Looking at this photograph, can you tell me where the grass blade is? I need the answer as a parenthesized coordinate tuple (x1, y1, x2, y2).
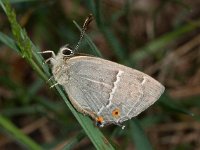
(130, 119, 153, 150)
(90, 0, 129, 65)
(63, 130, 85, 150)
(0, 32, 19, 53)
(129, 20, 200, 64)
(0, 114, 42, 150)
(158, 94, 194, 116)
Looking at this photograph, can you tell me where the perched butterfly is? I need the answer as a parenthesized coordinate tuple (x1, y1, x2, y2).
(40, 14, 165, 128)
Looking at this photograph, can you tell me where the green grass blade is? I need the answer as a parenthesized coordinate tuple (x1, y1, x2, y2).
(90, 0, 129, 64)
(129, 19, 200, 63)
(9, 0, 38, 3)
(62, 130, 85, 150)
(130, 119, 153, 150)
(0, 32, 19, 53)
(0, 114, 43, 150)
(158, 94, 194, 116)
(0, 1, 32, 59)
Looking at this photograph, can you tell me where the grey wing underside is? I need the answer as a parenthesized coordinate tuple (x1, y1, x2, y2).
(64, 60, 117, 118)
(63, 56, 165, 122)
(118, 75, 165, 123)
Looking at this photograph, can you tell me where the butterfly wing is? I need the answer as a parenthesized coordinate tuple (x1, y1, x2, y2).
(63, 56, 118, 119)
(62, 56, 165, 124)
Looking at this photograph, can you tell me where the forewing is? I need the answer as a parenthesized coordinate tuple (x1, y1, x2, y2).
(63, 57, 119, 118)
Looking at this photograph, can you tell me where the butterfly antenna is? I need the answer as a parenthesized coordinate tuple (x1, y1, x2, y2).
(74, 14, 93, 53)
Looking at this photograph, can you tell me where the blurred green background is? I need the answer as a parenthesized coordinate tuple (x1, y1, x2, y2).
(0, 0, 200, 150)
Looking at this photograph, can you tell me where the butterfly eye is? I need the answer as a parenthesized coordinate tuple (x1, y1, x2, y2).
(62, 48, 74, 56)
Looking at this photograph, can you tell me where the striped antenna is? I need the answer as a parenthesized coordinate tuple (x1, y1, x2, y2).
(74, 14, 93, 53)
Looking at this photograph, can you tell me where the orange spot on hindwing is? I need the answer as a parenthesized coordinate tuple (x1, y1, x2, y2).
(96, 116, 104, 127)
(112, 108, 120, 118)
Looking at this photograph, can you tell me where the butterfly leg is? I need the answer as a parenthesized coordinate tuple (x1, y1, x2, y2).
(38, 50, 56, 57)
(38, 50, 56, 64)
(43, 57, 56, 64)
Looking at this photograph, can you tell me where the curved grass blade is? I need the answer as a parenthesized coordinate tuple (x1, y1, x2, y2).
(0, 32, 19, 53)
(89, 0, 130, 65)
(0, 114, 42, 150)
(158, 93, 194, 116)
(129, 19, 200, 64)
(129, 119, 153, 150)
(62, 130, 85, 150)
